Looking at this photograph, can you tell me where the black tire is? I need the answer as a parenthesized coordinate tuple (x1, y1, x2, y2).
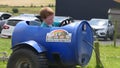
(104, 36, 107, 41)
(104, 31, 109, 41)
(109, 33, 114, 41)
(109, 35, 114, 41)
(49, 65, 75, 68)
(7, 48, 48, 68)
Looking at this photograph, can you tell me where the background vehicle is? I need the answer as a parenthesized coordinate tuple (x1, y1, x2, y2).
(1, 16, 41, 38)
(7, 20, 93, 68)
(0, 12, 12, 34)
(0, 12, 12, 20)
(20, 13, 41, 20)
(20, 14, 74, 23)
(0, 20, 6, 33)
(89, 18, 114, 40)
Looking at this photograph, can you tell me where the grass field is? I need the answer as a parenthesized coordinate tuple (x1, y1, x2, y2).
(87, 45, 120, 68)
(0, 6, 55, 16)
(0, 0, 55, 6)
(0, 38, 11, 68)
(0, 38, 120, 68)
(0, 0, 55, 14)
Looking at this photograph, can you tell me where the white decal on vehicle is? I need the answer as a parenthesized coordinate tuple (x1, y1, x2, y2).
(46, 29, 72, 42)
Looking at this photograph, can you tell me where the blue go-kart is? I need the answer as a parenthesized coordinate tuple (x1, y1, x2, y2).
(7, 17, 93, 68)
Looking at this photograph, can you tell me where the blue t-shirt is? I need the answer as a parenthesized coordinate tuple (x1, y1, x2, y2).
(40, 22, 60, 27)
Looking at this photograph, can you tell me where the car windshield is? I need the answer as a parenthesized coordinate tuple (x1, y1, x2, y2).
(7, 20, 22, 26)
(89, 20, 108, 26)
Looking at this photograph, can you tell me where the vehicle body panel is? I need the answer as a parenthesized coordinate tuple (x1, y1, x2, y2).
(13, 40, 46, 53)
(12, 20, 93, 66)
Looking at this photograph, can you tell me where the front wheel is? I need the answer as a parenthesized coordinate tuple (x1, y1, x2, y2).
(109, 32, 114, 41)
(7, 48, 48, 68)
(104, 36, 108, 41)
(109, 35, 114, 40)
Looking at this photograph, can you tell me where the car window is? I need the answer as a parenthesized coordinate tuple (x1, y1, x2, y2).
(7, 20, 22, 26)
(89, 20, 108, 26)
(89, 20, 100, 25)
(98, 21, 107, 26)
(29, 21, 41, 26)
(2, 14, 11, 20)
(35, 19, 41, 22)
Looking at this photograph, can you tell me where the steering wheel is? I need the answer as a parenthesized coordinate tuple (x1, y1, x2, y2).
(59, 18, 74, 27)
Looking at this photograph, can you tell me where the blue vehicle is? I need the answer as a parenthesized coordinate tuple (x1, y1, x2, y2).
(7, 18, 93, 68)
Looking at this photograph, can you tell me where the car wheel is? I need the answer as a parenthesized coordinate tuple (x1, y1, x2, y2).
(7, 48, 48, 68)
(110, 33, 114, 41)
(104, 31, 109, 41)
(104, 36, 108, 41)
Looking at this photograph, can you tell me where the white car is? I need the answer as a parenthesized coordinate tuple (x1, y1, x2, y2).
(89, 18, 114, 40)
(0, 12, 12, 20)
(1, 16, 41, 38)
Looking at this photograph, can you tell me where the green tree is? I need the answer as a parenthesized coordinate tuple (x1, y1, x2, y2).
(12, 8, 19, 13)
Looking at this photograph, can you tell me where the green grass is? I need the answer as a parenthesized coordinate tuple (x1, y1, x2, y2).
(0, 38, 11, 54)
(86, 45, 120, 68)
(0, 38, 120, 68)
(0, 38, 11, 68)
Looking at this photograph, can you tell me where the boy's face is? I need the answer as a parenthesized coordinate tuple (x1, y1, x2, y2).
(44, 14, 54, 25)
